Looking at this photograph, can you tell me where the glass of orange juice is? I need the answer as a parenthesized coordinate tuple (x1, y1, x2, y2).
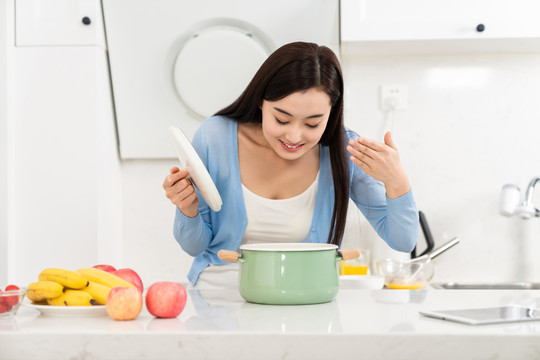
(340, 249, 370, 275)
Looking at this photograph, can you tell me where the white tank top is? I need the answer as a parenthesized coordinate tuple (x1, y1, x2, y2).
(194, 173, 319, 289)
(240, 172, 319, 245)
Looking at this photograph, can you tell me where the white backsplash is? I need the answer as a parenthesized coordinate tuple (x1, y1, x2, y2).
(340, 53, 540, 282)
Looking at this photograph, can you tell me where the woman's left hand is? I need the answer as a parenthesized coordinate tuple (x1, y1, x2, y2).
(347, 131, 410, 199)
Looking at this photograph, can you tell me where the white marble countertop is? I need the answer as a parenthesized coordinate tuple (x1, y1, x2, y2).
(2, 288, 540, 360)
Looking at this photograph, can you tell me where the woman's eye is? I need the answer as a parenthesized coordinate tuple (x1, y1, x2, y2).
(275, 117, 288, 125)
(306, 123, 319, 129)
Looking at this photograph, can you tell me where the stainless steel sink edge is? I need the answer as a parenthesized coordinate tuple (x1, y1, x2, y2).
(431, 282, 540, 290)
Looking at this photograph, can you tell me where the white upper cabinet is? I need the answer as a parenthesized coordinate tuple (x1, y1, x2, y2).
(15, 0, 106, 47)
(341, 0, 540, 55)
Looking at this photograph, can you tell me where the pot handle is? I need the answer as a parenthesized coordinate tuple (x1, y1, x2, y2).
(218, 250, 241, 263)
(337, 248, 361, 262)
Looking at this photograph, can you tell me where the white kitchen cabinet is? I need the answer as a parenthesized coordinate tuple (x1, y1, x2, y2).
(15, 0, 105, 47)
(0, 0, 9, 285)
(341, 0, 540, 55)
(10, 46, 122, 284)
(4, 0, 121, 285)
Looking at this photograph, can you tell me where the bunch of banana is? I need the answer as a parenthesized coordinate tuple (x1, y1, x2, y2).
(27, 267, 132, 306)
(27, 279, 97, 306)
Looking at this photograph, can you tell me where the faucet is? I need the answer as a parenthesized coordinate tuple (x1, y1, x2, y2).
(500, 177, 540, 219)
(518, 177, 540, 219)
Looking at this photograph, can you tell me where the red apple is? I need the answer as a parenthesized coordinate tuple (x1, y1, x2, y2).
(4, 285, 20, 307)
(145, 282, 187, 318)
(106, 287, 143, 321)
(113, 268, 144, 294)
(92, 264, 117, 273)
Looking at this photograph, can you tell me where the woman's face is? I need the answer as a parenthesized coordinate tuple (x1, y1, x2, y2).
(260, 87, 331, 161)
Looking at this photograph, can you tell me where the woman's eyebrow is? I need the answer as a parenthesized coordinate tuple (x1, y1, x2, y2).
(273, 107, 293, 116)
(273, 107, 325, 119)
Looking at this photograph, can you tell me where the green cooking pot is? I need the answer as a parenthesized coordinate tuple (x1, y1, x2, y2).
(218, 243, 359, 305)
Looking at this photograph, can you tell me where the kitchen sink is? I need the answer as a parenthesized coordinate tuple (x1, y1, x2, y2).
(431, 282, 540, 290)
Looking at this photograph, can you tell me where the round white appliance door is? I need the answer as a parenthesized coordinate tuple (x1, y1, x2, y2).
(174, 26, 270, 120)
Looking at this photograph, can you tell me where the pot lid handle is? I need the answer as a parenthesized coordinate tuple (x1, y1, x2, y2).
(338, 248, 361, 261)
(218, 250, 239, 263)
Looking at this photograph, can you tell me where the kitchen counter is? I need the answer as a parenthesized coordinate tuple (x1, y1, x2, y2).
(2, 288, 540, 360)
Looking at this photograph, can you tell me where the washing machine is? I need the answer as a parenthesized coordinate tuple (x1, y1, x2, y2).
(102, 0, 340, 159)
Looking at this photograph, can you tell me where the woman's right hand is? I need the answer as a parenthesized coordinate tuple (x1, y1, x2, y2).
(163, 167, 199, 218)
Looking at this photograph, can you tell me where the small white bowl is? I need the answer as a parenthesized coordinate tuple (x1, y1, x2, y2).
(339, 275, 385, 289)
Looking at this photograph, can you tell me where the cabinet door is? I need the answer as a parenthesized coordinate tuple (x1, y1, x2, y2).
(11, 47, 121, 284)
(341, 0, 540, 55)
(16, 0, 106, 47)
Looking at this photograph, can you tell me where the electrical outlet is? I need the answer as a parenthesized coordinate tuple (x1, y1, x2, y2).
(380, 85, 409, 111)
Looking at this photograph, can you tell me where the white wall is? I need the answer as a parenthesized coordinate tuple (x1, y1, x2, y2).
(120, 160, 191, 285)
(0, 0, 8, 285)
(341, 53, 540, 282)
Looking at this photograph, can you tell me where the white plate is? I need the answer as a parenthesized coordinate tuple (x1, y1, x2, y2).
(24, 303, 108, 317)
(168, 127, 223, 212)
(339, 275, 385, 289)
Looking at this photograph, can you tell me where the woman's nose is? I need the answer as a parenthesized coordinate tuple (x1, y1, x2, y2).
(285, 125, 303, 144)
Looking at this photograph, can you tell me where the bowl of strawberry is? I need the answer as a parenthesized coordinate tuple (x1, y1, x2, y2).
(0, 285, 27, 317)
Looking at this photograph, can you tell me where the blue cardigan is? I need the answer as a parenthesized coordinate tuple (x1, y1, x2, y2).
(173, 116, 419, 285)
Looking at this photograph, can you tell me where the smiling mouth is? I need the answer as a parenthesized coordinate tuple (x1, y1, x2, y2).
(280, 140, 303, 152)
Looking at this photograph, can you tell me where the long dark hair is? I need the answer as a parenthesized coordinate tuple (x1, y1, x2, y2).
(215, 42, 349, 247)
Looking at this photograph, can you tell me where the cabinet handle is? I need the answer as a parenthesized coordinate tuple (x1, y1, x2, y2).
(476, 24, 485, 32)
(82, 17, 91, 25)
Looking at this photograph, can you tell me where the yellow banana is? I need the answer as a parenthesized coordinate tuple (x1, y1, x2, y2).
(80, 281, 111, 305)
(46, 289, 95, 306)
(76, 268, 135, 289)
(39, 268, 89, 289)
(27, 281, 65, 302)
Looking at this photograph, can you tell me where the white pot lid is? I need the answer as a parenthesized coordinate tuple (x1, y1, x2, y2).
(239, 243, 338, 252)
(167, 126, 222, 212)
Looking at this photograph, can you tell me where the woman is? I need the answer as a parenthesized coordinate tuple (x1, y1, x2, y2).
(163, 42, 418, 288)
